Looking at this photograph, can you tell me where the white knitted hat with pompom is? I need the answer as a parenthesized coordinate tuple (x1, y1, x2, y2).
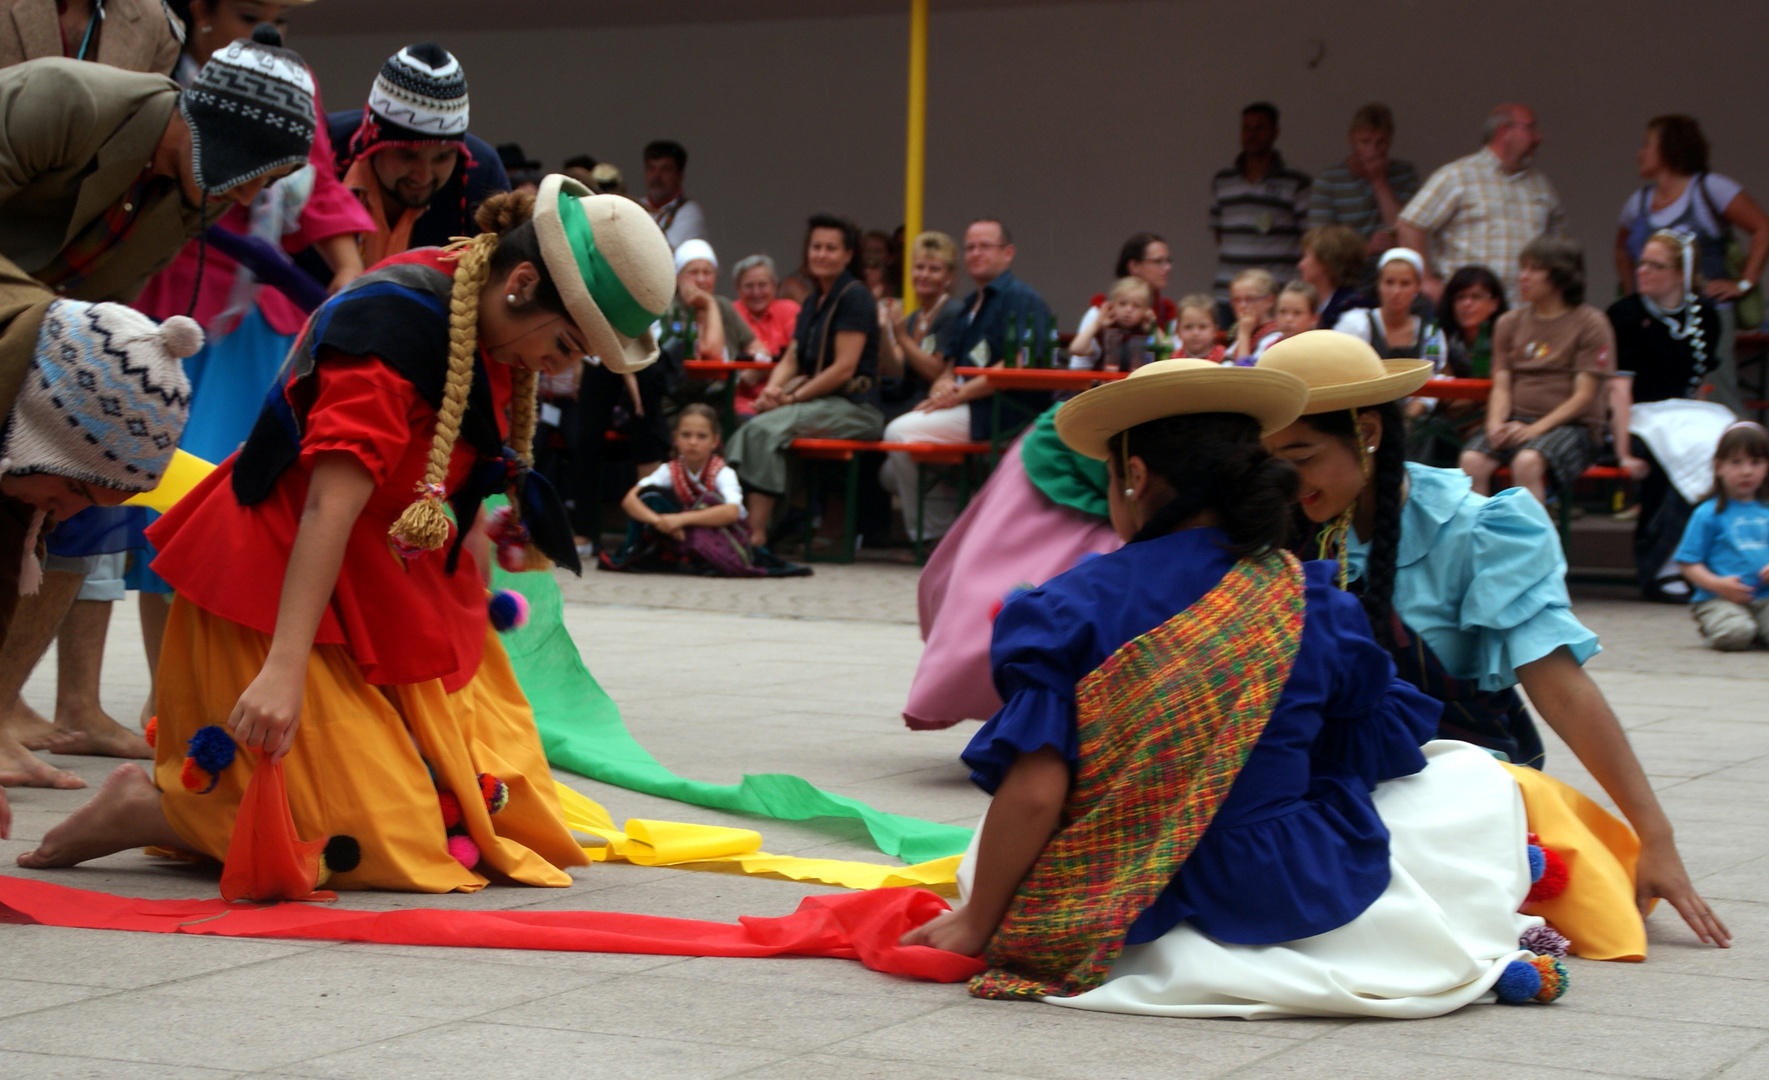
(0, 301, 201, 493)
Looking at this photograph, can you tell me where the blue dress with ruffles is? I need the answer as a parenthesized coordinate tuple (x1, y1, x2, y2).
(961, 527, 1441, 948)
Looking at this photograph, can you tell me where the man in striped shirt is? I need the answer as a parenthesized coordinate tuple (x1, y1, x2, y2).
(1307, 103, 1421, 290)
(1209, 102, 1311, 303)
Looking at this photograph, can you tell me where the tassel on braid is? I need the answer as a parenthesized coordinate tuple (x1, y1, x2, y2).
(388, 231, 499, 558)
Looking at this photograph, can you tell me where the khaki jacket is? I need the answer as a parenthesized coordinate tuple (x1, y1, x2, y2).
(0, 253, 57, 647)
(0, 57, 210, 303)
(0, 0, 181, 75)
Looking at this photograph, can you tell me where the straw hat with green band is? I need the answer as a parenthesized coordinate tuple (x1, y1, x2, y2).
(1055, 358, 1310, 460)
(1254, 330, 1434, 414)
(533, 173, 675, 374)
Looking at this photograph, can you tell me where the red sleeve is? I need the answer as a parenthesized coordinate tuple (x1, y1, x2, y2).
(298, 353, 422, 485)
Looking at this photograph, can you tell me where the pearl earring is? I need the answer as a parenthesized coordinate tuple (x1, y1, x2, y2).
(506, 294, 518, 304)
(1123, 488, 1135, 496)
(1367, 445, 1377, 453)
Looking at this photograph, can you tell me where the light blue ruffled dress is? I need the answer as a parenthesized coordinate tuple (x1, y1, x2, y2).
(1342, 463, 1600, 765)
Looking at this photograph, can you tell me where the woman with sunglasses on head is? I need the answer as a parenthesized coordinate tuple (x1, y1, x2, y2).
(1608, 229, 1727, 602)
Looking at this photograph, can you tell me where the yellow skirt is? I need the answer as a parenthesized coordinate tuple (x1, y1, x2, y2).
(1503, 763, 1647, 961)
(154, 597, 589, 893)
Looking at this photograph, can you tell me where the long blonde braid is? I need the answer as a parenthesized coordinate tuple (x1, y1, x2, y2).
(388, 231, 499, 557)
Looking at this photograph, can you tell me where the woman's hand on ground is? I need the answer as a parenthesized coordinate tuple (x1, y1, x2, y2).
(1635, 837, 1731, 947)
(227, 658, 305, 763)
(899, 907, 991, 956)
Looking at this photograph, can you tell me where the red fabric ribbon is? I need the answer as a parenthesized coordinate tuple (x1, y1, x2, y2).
(0, 876, 985, 983)
(219, 757, 333, 904)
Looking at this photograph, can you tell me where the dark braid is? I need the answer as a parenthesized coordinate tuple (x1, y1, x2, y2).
(1112, 412, 1298, 557)
(1295, 401, 1407, 648)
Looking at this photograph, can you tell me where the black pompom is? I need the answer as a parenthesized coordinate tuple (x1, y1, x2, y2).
(322, 835, 362, 874)
(406, 42, 450, 69)
(250, 22, 283, 47)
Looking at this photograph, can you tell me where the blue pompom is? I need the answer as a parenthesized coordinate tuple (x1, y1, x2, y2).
(488, 589, 529, 633)
(186, 725, 237, 774)
(1527, 844, 1546, 882)
(1493, 959, 1543, 1004)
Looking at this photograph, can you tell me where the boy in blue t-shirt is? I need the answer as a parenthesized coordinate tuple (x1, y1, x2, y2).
(1674, 423, 1769, 650)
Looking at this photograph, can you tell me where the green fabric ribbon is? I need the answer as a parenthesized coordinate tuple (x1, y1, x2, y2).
(1019, 404, 1111, 519)
(494, 566, 974, 864)
(556, 192, 661, 338)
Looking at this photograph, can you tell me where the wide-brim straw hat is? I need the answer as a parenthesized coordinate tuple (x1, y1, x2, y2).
(1055, 358, 1310, 460)
(533, 173, 675, 374)
(1255, 330, 1434, 415)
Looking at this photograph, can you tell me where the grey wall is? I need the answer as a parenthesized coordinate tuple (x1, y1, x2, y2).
(295, 0, 1769, 327)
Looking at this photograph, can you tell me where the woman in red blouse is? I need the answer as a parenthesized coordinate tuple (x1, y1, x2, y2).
(20, 178, 676, 892)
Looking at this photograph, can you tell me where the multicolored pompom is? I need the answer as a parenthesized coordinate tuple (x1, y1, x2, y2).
(1520, 924, 1571, 959)
(180, 725, 237, 794)
(478, 772, 509, 815)
(446, 834, 481, 869)
(488, 590, 530, 633)
(1494, 953, 1570, 1004)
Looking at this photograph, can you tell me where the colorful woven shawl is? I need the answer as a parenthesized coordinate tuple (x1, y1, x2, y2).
(970, 550, 1306, 1001)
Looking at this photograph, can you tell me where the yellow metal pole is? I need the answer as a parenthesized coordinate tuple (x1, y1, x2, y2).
(903, 0, 927, 313)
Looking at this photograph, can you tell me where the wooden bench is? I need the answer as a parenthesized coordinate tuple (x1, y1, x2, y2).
(789, 439, 992, 563)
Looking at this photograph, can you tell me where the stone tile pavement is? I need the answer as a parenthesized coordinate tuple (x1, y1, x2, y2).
(0, 565, 1764, 1079)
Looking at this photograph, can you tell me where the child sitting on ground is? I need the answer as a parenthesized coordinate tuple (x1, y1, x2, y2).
(1173, 293, 1228, 363)
(1674, 421, 1769, 650)
(1069, 277, 1155, 373)
(1234, 280, 1319, 366)
(1228, 269, 1278, 363)
(601, 404, 807, 577)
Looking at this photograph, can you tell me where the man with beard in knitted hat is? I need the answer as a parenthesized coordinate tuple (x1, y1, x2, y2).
(0, 25, 314, 787)
(321, 42, 508, 269)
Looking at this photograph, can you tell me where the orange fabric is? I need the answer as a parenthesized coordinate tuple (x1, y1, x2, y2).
(155, 599, 588, 893)
(1503, 763, 1648, 961)
(345, 157, 422, 266)
(220, 758, 332, 903)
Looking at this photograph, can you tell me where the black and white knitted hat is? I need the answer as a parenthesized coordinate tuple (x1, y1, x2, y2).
(358, 42, 470, 153)
(179, 24, 317, 194)
(1, 301, 202, 493)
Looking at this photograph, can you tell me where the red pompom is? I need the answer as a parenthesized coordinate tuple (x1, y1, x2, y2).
(1527, 847, 1569, 903)
(179, 756, 204, 791)
(143, 716, 157, 749)
(438, 790, 462, 829)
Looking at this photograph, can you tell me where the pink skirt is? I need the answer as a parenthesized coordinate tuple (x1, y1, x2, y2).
(904, 439, 1122, 730)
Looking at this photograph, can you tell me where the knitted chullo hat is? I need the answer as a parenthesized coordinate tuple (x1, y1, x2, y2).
(179, 24, 317, 194)
(1, 301, 202, 493)
(348, 42, 470, 161)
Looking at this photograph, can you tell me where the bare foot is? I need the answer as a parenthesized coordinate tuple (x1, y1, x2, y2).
(1, 698, 80, 753)
(0, 731, 85, 789)
(45, 704, 151, 760)
(16, 763, 174, 868)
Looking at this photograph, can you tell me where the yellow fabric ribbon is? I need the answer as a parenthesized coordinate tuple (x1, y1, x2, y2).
(554, 782, 960, 896)
(125, 450, 215, 513)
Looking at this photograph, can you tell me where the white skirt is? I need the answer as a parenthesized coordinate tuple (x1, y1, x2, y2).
(958, 740, 1542, 1019)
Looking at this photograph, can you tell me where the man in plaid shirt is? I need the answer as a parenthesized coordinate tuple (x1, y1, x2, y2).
(1398, 104, 1566, 305)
